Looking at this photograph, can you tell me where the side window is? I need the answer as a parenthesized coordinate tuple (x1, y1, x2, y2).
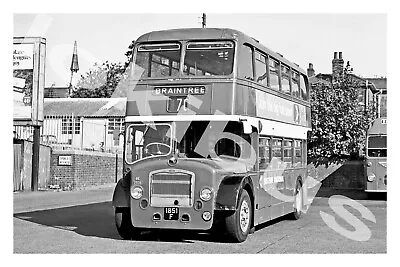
(242, 45, 254, 80)
(300, 74, 309, 100)
(292, 71, 300, 98)
(269, 58, 279, 90)
(255, 51, 268, 86)
(294, 140, 302, 167)
(259, 137, 271, 169)
(281, 65, 291, 95)
(283, 139, 293, 167)
(272, 138, 282, 159)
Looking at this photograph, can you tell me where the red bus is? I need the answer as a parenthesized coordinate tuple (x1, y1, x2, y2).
(365, 118, 387, 193)
(112, 28, 311, 242)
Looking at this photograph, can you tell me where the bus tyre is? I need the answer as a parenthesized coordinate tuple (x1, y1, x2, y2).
(115, 207, 140, 240)
(290, 180, 303, 220)
(225, 190, 252, 243)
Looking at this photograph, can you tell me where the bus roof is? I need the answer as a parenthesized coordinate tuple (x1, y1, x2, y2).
(367, 118, 387, 135)
(135, 28, 307, 75)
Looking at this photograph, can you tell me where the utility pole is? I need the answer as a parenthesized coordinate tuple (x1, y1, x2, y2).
(202, 13, 206, 28)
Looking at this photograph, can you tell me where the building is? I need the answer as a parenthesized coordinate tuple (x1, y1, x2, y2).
(307, 52, 383, 115)
(364, 77, 387, 118)
(13, 98, 127, 153)
(44, 86, 70, 98)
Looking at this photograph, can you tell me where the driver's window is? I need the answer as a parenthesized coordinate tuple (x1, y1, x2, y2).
(125, 123, 172, 163)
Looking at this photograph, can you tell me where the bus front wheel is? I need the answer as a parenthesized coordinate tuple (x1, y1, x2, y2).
(115, 207, 141, 240)
(224, 190, 252, 243)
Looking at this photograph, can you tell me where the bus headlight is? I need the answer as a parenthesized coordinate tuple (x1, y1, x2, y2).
(200, 188, 213, 201)
(131, 186, 143, 199)
(367, 174, 376, 182)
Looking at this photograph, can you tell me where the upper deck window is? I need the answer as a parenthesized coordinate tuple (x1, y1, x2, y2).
(291, 71, 300, 98)
(269, 58, 280, 91)
(255, 51, 268, 86)
(281, 65, 291, 95)
(183, 41, 234, 76)
(299, 74, 309, 101)
(135, 43, 181, 78)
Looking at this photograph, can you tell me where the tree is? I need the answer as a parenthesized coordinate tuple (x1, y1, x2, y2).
(307, 66, 376, 165)
(71, 40, 135, 98)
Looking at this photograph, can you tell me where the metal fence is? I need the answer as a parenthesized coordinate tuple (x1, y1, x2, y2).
(14, 115, 124, 154)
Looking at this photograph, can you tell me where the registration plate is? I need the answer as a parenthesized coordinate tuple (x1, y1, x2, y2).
(164, 207, 179, 220)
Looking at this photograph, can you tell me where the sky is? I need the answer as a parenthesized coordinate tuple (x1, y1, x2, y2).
(13, 13, 387, 87)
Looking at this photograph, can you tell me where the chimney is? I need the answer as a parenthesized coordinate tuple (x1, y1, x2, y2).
(332, 51, 344, 82)
(307, 63, 315, 77)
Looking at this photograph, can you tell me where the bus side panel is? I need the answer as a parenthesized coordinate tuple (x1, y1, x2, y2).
(233, 80, 257, 116)
(211, 82, 234, 115)
(215, 175, 255, 211)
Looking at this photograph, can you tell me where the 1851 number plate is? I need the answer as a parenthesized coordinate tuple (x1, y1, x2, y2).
(164, 207, 179, 220)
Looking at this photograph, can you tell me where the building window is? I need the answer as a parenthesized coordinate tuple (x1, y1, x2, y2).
(61, 117, 80, 134)
(108, 118, 125, 134)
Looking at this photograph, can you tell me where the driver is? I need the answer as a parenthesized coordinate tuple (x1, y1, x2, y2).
(143, 126, 171, 156)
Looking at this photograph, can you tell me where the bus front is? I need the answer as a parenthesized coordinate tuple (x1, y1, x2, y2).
(112, 29, 255, 242)
(365, 118, 387, 193)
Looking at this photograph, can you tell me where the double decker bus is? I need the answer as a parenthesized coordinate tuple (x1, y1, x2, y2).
(112, 28, 311, 242)
(365, 118, 387, 193)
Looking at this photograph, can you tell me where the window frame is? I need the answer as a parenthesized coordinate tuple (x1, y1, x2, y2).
(61, 117, 80, 135)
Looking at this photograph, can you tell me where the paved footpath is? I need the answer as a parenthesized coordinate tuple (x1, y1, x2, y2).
(13, 183, 116, 213)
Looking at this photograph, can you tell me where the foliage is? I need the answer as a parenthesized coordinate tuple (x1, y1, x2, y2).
(71, 40, 136, 98)
(307, 67, 377, 165)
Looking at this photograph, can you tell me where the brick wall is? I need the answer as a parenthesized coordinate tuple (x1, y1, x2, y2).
(307, 160, 365, 190)
(50, 150, 123, 190)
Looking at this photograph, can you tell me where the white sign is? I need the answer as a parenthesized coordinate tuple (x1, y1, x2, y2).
(58, 156, 72, 166)
(13, 77, 26, 90)
(13, 44, 34, 70)
(13, 91, 31, 119)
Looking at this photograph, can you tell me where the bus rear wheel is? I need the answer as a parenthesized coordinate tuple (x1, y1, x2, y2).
(290, 180, 303, 220)
(224, 190, 252, 243)
(115, 207, 141, 240)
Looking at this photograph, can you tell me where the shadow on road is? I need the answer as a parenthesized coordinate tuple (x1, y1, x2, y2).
(14, 202, 280, 244)
(316, 188, 387, 201)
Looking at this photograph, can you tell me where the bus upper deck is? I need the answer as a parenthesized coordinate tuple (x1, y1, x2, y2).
(127, 28, 311, 132)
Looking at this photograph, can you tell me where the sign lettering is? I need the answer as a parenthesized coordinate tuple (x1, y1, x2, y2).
(153, 86, 206, 96)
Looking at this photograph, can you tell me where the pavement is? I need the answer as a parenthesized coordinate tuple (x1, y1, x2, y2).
(13, 183, 116, 213)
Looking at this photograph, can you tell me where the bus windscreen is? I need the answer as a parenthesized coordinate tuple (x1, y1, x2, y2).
(184, 41, 234, 76)
(368, 136, 387, 148)
(367, 136, 387, 157)
(135, 43, 181, 78)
